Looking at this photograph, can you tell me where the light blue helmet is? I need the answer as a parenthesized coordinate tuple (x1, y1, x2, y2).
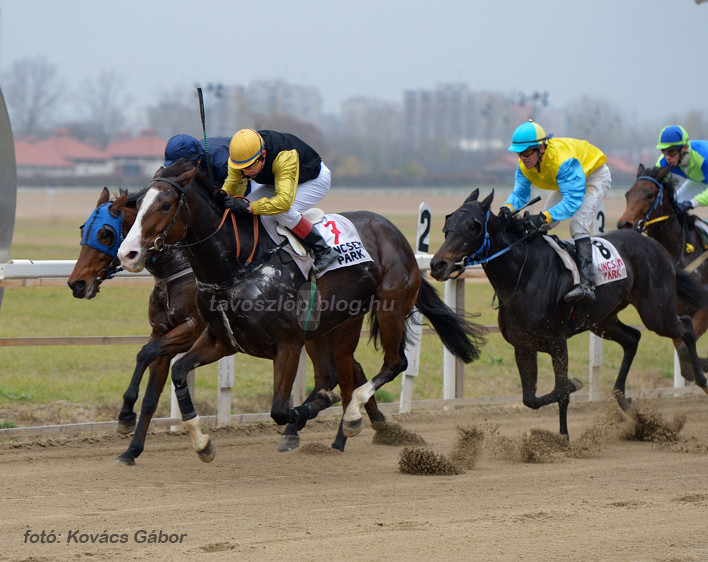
(656, 125, 689, 150)
(508, 121, 553, 152)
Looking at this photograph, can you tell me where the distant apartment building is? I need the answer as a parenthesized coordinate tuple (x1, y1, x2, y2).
(340, 97, 403, 143)
(247, 80, 322, 129)
(404, 84, 515, 150)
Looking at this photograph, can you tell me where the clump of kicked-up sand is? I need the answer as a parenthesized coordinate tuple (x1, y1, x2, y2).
(398, 425, 484, 475)
(371, 421, 427, 446)
(448, 425, 485, 470)
(622, 402, 685, 443)
(398, 446, 464, 475)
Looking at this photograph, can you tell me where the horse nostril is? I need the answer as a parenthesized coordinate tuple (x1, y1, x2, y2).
(127, 251, 138, 261)
(68, 280, 86, 297)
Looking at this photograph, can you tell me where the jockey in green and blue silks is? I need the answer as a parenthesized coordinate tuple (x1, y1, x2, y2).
(501, 120, 612, 304)
(655, 125, 708, 210)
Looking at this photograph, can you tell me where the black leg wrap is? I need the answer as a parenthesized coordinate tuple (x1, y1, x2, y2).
(175, 384, 197, 422)
(290, 403, 315, 424)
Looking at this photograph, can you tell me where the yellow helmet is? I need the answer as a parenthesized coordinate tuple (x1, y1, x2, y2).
(228, 129, 264, 169)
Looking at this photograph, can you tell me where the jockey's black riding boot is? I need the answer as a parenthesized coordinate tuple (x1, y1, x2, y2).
(564, 236, 596, 303)
(292, 216, 339, 273)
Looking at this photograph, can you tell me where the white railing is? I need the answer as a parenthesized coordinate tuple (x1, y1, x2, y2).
(0, 203, 692, 438)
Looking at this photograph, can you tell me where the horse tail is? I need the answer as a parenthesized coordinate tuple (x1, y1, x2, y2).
(674, 265, 708, 311)
(414, 277, 486, 363)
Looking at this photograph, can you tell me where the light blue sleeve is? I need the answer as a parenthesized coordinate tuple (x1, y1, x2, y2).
(547, 159, 586, 221)
(502, 166, 532, 211)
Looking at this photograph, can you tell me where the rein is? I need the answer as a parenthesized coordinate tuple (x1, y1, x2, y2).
(148, 177, 259, 264)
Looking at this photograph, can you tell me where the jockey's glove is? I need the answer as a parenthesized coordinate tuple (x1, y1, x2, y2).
(677, 199, 694, 213)
(524, 212, 550, 232)
(224, 196, 251, 215)
(498, 206, 512, 220)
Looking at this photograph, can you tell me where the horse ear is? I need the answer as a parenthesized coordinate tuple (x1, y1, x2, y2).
(657, 166, 671, 183)
(636, 163, 646, 177)
(480, 191, 494, 210)
(464, 188, 479, 204)
(178, 167, 197, 186)
(97, 186, 110, 206)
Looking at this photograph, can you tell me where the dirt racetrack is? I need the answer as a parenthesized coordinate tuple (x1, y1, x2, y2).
(3, 394, 708, 561)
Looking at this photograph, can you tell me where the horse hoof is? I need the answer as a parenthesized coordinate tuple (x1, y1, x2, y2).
(317, 389, 341, 407)
(116, 420, 136, 435)
(277, 434, 301, 452)
(331, 441, 345, 452)
(612, 389, 634, 413)
(197, 440, 216, 463)
(569, 378, 583, 392)
(702, 386, 708, 396)
(114, 455, 135, 467)
(343, 418, 363, 438)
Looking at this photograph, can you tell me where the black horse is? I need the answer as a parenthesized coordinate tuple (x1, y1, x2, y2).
(430, 189, 708, 438)
(117, 161, 485, 461)
(618, 164, 708, 372)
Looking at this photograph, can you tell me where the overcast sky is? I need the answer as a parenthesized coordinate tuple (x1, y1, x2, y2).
(1, 0, 706, 130)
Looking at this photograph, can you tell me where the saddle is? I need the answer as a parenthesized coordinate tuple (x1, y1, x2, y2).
(274, 208, 325, 256)
(542, 234, 627, 287)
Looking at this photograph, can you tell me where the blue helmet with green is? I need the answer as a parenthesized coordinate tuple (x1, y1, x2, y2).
(508, 121, 553, 152)
(656, 125, 689, 149)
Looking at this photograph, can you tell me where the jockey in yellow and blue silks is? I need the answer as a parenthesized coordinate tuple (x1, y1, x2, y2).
(500, 121, 612, 303)
(655, 125, 708, 213)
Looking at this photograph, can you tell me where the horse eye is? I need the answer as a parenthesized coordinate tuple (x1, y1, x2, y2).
(161, 201, 172, 212)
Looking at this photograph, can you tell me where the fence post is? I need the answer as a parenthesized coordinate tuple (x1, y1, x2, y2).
(400, 202, 431, 412)
(170, 353, 195, 432)
(217, 355, 234, 427)
(291, 347, 307, 406)
(443, 277, 465, 403)
(588, 206, 606, 401)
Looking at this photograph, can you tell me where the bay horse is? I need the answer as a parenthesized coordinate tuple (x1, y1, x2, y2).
(117, 161, 485, 462)
(430, 189, 708, 439)
(69, 185, 392, 462)
(618, 163, 708, 373)
(68, 187, 204, 466)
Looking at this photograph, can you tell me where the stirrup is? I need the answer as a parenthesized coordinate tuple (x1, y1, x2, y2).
(564, 285, 596, 303)
(313, 248, 339, 273)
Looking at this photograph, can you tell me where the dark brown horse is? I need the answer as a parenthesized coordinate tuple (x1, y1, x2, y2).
(430, 190, 708, 439)
(617, 164, 708, 372)
(117, 161, 485, 462)
(69, 186, 392, 463)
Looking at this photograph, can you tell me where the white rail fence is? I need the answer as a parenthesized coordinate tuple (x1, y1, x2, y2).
(0, 204, 693, 439)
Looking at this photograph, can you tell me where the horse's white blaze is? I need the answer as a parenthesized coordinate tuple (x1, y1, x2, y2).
(117, 188, 160, 271)
(343, 380, 376, 422)
(182, 416, 210, 452)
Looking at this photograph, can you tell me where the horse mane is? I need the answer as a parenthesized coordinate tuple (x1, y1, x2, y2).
(157, 158, 214, 194)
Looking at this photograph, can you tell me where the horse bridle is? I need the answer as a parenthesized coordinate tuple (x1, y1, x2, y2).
(79, 202, 126, 285)
(146, 176, 266, 266)
(635, 175, 669, 233)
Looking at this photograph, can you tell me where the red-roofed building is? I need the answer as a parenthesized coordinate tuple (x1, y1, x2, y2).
(30, 128, 112, 177)
(105, 128, 166, 178)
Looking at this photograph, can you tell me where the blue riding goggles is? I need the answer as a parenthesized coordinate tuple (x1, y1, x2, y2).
(80, 203, 124, 257)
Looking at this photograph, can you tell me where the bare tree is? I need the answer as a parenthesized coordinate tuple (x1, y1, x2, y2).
(74, 69, 132, 148)
(2, 56, 64, 138)
(145, 89, 203, 138)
